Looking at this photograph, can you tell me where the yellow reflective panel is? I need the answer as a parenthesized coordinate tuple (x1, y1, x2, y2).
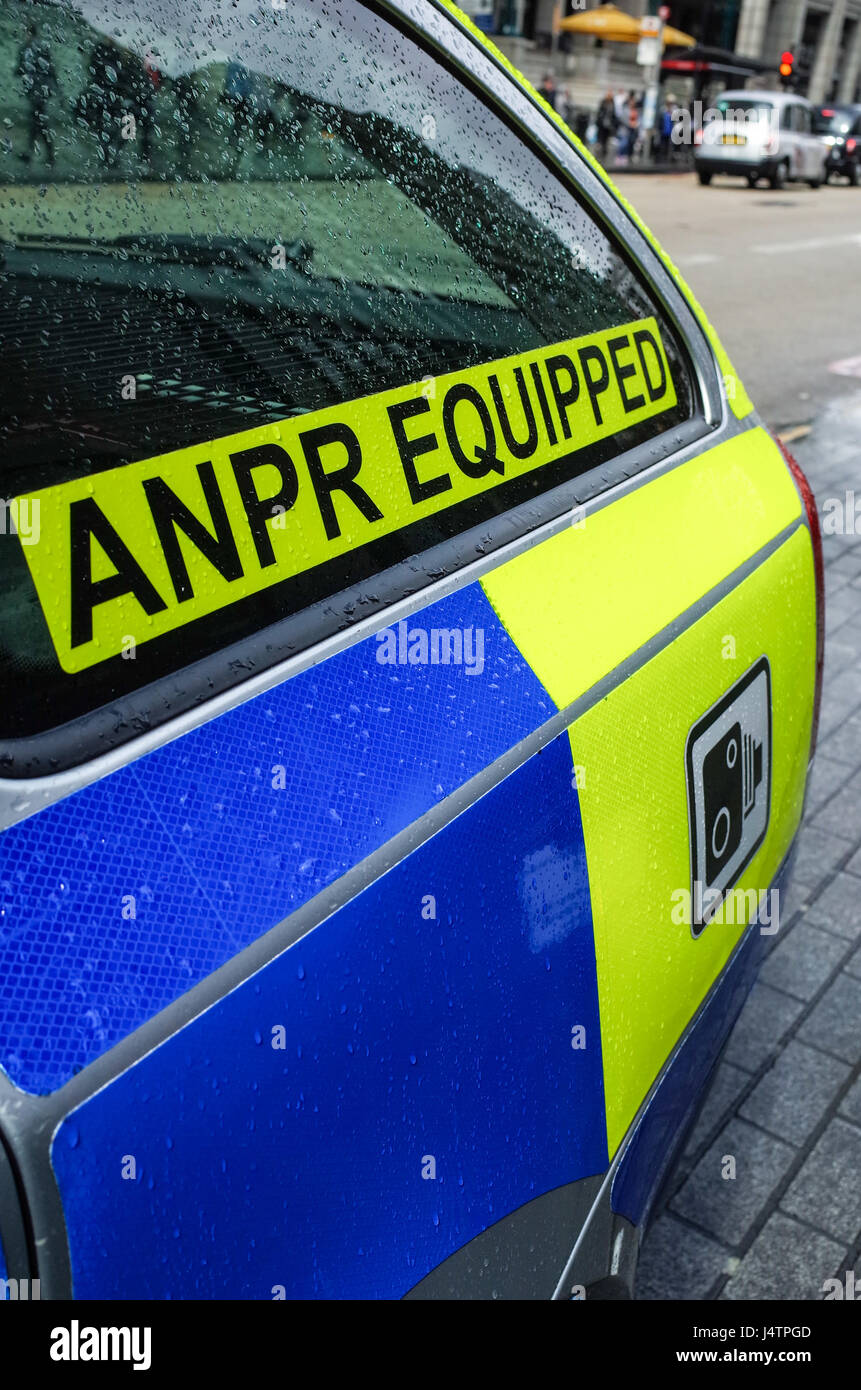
(481, 428, 801, 711)
(570, 526, 815, 1154)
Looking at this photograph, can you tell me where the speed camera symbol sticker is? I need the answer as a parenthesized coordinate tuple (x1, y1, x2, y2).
(686, 657, 772, 935)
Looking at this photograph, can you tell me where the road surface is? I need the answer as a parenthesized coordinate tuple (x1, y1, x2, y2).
(615, 173, 861, 429)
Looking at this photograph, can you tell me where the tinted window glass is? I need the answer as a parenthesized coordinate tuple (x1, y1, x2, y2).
(716, 98, 773, 116)
(813, 106, 858, 134)
(794, 105, 811, 133)
(0, 0, 696, 752)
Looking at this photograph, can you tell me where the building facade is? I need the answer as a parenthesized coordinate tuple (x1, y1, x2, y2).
(734, 0, 861, 102)
(481, 0, 861, 106)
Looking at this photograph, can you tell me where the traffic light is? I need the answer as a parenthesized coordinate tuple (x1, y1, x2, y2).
(779, 51, 794, 87)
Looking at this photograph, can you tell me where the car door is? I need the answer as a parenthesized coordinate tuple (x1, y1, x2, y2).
(851, 114, 861, 178)
(797, 101, 821, 177)
(785, 103, 803, 178)
(0, 0, 819, 1300)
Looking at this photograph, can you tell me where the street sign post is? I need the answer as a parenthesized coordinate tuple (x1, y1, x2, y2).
(637, 32, 661, 66)
(639, 15, 665, 144)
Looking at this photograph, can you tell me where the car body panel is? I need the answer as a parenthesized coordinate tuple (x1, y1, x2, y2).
(609, 845, 796, 1233)
(51, 729, 606, 1300)
(0, 430, 807, 1097)
(0, 0, 819, 1300)
(0, 581, 553, 1095)
(40, 462, 815, 1298)
(1, 428, 815, 1297)
(481, 428, 802, 712)
(574, 525, 814, 1154)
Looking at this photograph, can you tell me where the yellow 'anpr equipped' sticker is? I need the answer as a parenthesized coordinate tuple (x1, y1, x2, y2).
(18, 316, 675, 672)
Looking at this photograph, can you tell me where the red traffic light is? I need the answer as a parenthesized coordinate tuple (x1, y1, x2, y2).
(781, 51, 794, 63)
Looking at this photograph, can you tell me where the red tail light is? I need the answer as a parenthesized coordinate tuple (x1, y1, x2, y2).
(847, 137, 857, 152)
(774, 434, 824, 759)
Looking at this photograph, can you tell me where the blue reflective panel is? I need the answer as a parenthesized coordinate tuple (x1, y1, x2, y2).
(53, 732, 606, 1299)
(0, 584, 554, 1094)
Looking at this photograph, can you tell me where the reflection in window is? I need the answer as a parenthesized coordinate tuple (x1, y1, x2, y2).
(0, 0, 694, 743)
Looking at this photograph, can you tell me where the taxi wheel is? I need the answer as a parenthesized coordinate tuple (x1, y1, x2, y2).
(697, 169, 712, 186)
(746, 173, 759, 188)
(807, 175, 822, 189)
(769, 161, 787, 190)
(848, 163, 859, 186)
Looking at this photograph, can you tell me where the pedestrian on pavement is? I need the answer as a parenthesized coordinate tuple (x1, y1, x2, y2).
(133, 52, 161, 170)
(539, 71, 558, 112)
(74, 38, 135, 171)
(620, 94, 639, 160)
(175, 71, 199, 171)
(658, 97, 675, 162)
(596, 90, 616, 160)
(17, 23, 57, 167)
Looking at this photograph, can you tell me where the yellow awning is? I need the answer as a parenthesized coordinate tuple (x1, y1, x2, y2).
(559, 5, 639, 40)
(558, 5, 695, 47)
(661, 23, 696, 47)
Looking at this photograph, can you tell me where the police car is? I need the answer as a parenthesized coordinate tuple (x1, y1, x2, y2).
(0, 0, 822, 1300)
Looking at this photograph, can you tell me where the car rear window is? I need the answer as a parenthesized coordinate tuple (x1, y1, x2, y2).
(715, 98, 774, 117)
(0, 0, 697, 764)
(813, 107, 858, 134)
